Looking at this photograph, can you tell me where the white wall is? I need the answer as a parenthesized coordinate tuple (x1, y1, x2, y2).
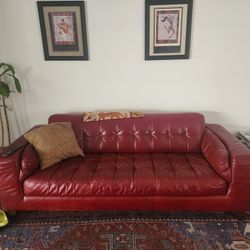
(0, 0, 250, 141)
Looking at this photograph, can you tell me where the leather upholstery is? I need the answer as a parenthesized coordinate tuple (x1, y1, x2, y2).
(20, 144, 40, 182)
(23, 153, 227, 197)
(1, 113, 250, 212)
(49, 113, 205, 154)
(206, 124, 250, 210)
(0, 137, 27, 210)
(22, 196, 230, 211)
(201, 129, 231, 182)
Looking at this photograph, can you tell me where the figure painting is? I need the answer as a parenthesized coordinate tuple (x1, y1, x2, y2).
(155, 8, 182, 46)
(37, 1, 88, 60)
(49, 12, 77, 46)
(145, 0, 193, 60)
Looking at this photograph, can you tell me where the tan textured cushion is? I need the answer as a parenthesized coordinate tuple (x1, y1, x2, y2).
(24, 122, 84, 169)
(83, 111, 144, 122)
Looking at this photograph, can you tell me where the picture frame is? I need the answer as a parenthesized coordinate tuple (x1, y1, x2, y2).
(37, 1, 88, 60)
(145, 0, 193, 60)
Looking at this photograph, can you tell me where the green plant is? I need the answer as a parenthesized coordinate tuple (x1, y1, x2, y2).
(0, 63, 21, 147)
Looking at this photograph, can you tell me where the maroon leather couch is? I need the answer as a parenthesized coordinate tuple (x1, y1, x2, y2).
(0, 113, 250, 212)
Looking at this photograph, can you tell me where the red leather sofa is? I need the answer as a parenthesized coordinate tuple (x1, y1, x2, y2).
(0, 113, 250, 212)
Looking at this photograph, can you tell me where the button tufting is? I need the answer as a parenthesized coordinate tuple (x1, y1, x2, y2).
(23, 153, 227, 197)
(132, 130, 139, 135)
(182, 128, 190, 138)
(113, 125, 123, 135)
(167, 130, 172, 135)
(113, 129, 123, 135)
(146, 128, 154, 135)
(98, 127, 104, 135)
(81, 114, 204, 153)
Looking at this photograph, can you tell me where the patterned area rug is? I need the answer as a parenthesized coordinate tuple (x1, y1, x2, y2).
(0, 211, 250, 249)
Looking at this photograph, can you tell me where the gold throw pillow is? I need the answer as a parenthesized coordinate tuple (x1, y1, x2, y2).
(24, 122, 84, 169)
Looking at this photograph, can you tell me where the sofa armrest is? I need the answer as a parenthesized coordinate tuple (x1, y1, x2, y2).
(206, 124, 250, 201)
(0, 137, 27, 210)
(201, 128, 231, 182)
(0, 126, 42, 211)
(20, 143, 40, 182)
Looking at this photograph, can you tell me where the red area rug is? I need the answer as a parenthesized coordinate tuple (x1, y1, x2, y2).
(0, 211, 250, 249)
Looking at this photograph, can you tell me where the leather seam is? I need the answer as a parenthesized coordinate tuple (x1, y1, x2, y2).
(47, 165, 62, 195)
(112, 153, 118, 183)
(151, 153, 157, 196)
(70, 158, 81, 183)
(185, 154, 199, 178)
(167, 154, 176, 179)
(90, 154, 101, 184)
(132, 153, 135, 186)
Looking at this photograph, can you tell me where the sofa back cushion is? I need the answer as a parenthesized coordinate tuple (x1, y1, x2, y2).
(49, 113, 205, 154)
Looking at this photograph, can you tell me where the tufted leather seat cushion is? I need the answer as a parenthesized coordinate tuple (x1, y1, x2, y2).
(23, 153, 227, 197)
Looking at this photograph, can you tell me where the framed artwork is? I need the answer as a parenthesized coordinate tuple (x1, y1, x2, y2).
(145, 0, 193, 60)
(37, 1, 88, 60)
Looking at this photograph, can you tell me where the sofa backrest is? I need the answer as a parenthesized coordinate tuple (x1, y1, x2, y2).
(49, 113, 205, 154)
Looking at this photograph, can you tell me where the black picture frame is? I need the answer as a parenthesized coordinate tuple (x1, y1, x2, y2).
(145, 0, 193, 60)
(37, 1, 88, 60)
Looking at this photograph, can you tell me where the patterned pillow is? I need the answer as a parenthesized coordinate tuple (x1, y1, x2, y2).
(24, 122, 84, 169)
(83, 111, 144, 122)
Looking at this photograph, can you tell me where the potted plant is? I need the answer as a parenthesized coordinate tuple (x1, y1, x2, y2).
(0, 63, 21, 148)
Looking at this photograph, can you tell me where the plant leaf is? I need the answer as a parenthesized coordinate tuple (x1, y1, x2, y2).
(0, 68, 11, 78)
(13, 76, 21, 93)
(4, 63, 15, 75)
(6, 74, 21, 93)
(0, 82, 10, 97)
